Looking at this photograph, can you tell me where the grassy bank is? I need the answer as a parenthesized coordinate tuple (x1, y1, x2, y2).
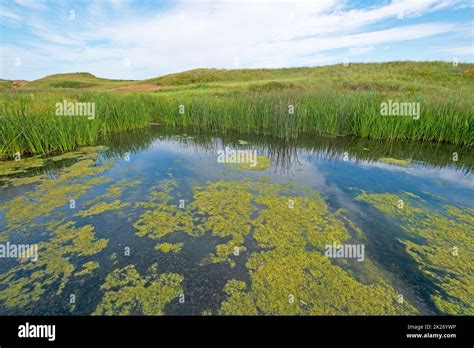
(1, 61, 472, 158)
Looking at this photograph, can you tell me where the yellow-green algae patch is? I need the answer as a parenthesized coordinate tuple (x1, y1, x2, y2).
(226, 155, 271, 171)
(0, 222, 108, 309)
(75, 261, 100, 277)
(77, 200, 129, 218)
(133, 178, 416, 314)
(0, 146, 106, 177)
(93, 264, 183, 315)
(378, 157, 411, 168)
(356, 192, 474, 314)
(0, 156, 47, 176)
(155, 242, 183, 253)
(190, 181, 256, 266)
(219, 250, 416, 315)
(133, 179, 194, 240)
(216, 182, 416, 315)
(0, 148, 112, 232)
(84, 178, 142, 206)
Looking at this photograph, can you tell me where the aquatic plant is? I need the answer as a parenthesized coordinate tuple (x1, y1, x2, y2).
(0, 222, 108, 309)
(76, 200, 128, 218)
(1, 62, 472, 157)
(226, 155, 272, 171)
(133, 179, 194, 240)
(378, 157, 411, 168)
(132, 178, 418, 314)
(0, 147, 112, 232)
(155, 242, 183, 253)
(356, 191, 474, 314)
(93, 264, 183, 315)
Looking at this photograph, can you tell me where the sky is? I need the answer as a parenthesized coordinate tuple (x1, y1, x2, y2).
(1, 0, 473, 80)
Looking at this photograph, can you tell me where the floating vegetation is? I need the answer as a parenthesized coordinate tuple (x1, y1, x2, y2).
(191, 181, 255, 266)
(227, 155, 271, 171)
(77, 200, 128, 218)
(219, 250, 416, 315)
(93, 264, 183, 315)
(0, 222, 108, 309)
(132, 179, 416, 314)
(356, 192, 474, 314)
(216, 183, 416, 315)
(378, 157, 411, 168)
(84, 178, 142, 206)
(75, 261, 99, 277)
(0, 146, 105, 177)
(0, 147, 111, 233)
(0, 156, 47, 176)
(155, 242, 183, 253)
(133, 179, 194, 240)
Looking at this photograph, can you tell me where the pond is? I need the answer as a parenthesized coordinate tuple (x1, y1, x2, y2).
(0, 126, 472, 315)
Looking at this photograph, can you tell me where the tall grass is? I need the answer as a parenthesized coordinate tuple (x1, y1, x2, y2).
(0, 92, 151, 157)
(1, 62, 472, 158)
(149, 90, 472, 144)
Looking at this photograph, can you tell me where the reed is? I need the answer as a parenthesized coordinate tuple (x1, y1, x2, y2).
(1, 62, 472, 158)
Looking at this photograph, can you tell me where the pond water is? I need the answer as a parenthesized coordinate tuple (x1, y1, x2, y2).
(0, 126, 472, 315)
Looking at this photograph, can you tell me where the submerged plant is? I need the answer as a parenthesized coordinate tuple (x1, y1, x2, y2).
(0, 222, 108, 309)
(0, 147, 112, 233)
(356, 192, 474, 314)
(155, 242, 183, 253)
(93, 264, 183, 315)
(132, 178, 417, 314)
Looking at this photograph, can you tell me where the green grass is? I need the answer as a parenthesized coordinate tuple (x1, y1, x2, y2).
(1, 61, 472, 158)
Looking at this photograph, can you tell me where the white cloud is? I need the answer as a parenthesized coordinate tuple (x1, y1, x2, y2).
(1, 0, 472, 79)
(0, 5, 22, 21)
(15, 0, 47, 10)
(437, 45, 474, 56)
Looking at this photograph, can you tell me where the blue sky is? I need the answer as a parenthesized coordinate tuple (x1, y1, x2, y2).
(1, 0, 473, 80)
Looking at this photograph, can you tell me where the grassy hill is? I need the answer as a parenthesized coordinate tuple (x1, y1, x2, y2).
(12, 61, 474, 95)
(1, 61, 473, 158)
(20, 72, 134, 91)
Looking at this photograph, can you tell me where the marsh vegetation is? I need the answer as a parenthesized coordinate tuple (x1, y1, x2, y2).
(1, 62, 472, 159)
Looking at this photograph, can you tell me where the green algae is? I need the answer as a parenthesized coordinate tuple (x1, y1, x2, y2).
(0, 156, 47, 176)
(422, 191, 448, 202)
(216, 182, 416, 315)
(190, 181, 255, 265)
(75, 261, 100, 277)
(155, 242, 183, 253)
(84, 178, 142, 206)
(77, 200, 129, 218)
(0, 146, 106, 177)
(378, 157, 411, 168)
(220, 279, 258, 315)
(219, 250, 416, 315)
(93, 264, 183, 315)
(0, 148, 112, 233)
(4, 174, 44, 187)
(0, 222, 108, 309)
(356, 191, 474, 314)
(132, 178, 195, 240)
(226, 155, 271, 171)
(132, 178, 416, 315)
